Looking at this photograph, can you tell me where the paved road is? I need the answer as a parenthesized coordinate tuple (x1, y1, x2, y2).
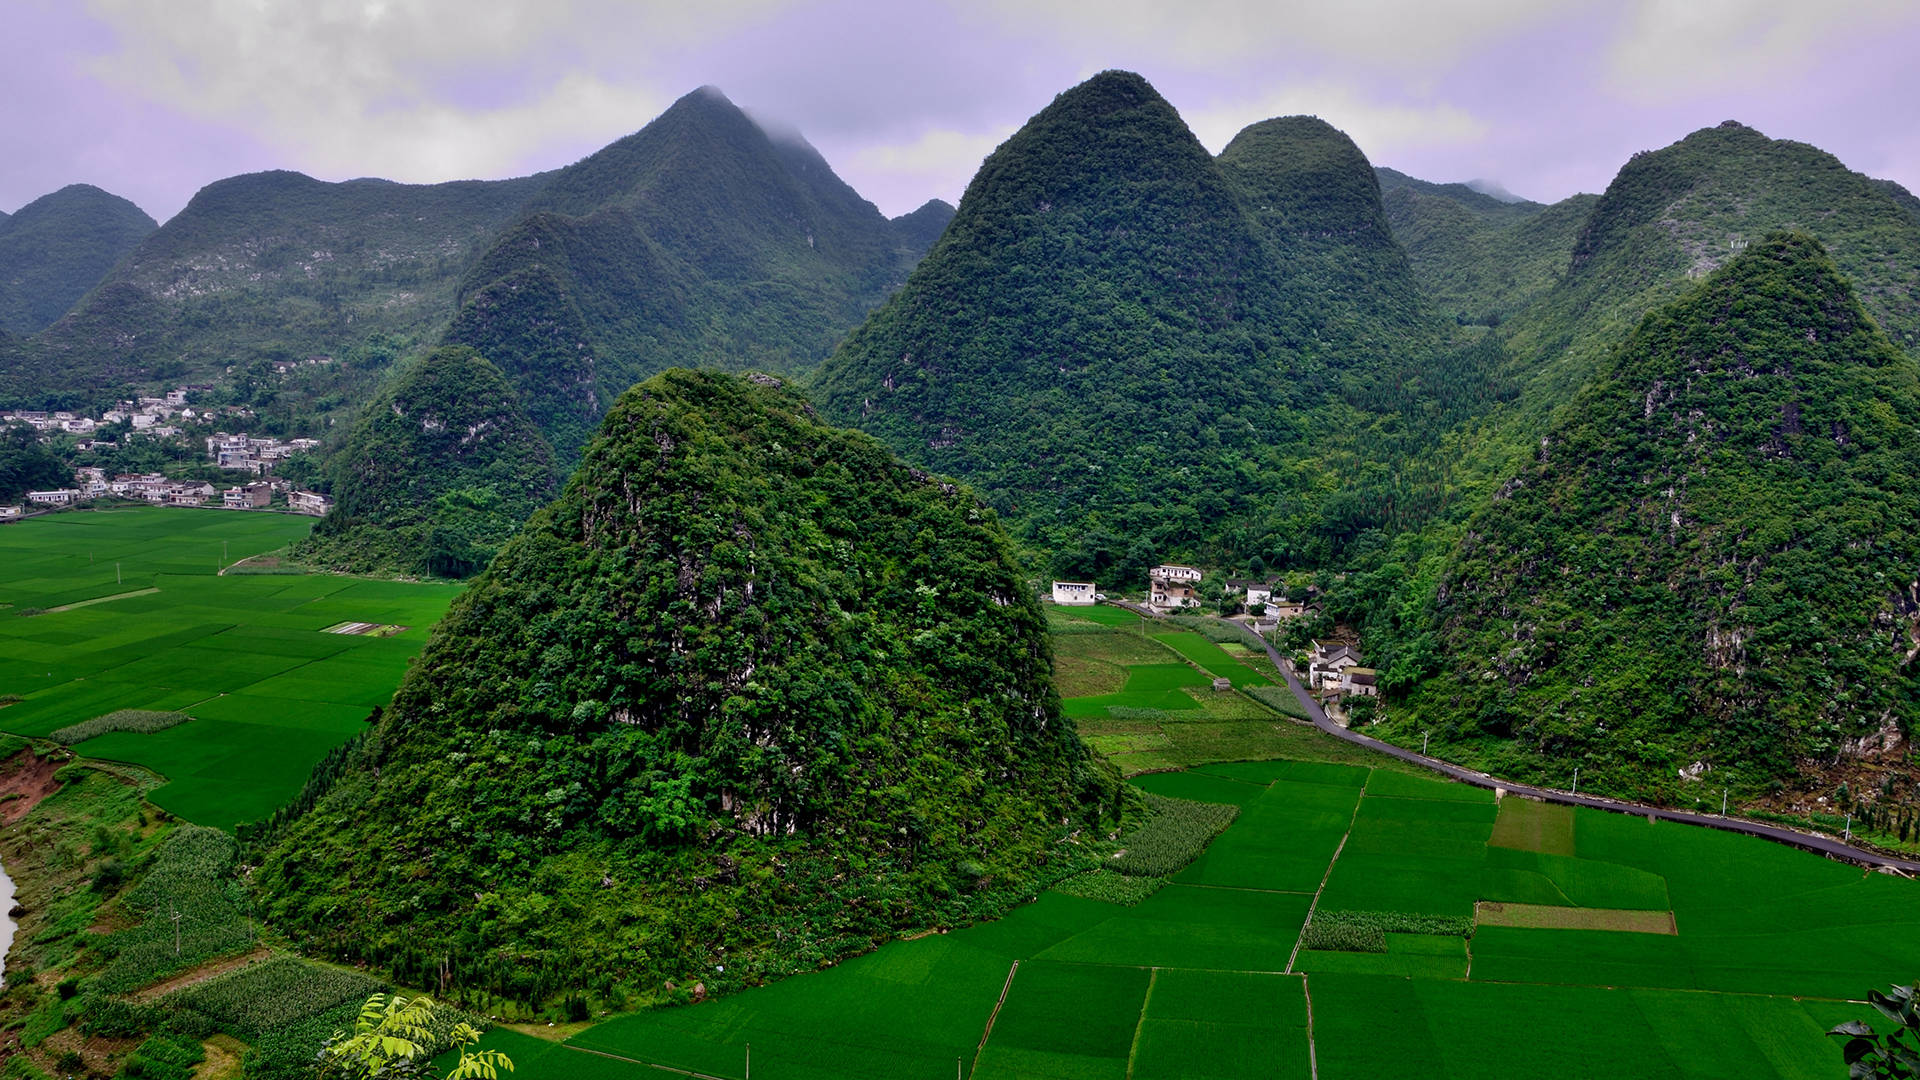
(1109, 602, 1920, 876)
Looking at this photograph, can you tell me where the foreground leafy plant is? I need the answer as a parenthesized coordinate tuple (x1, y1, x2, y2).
(316, 993, 512, 1080)
(1831, 983, 1920, 1079)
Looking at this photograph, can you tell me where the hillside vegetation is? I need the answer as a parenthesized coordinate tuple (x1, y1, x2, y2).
(1376, 167, 1597, 329)
(812, 71, 1450, 572)
(295, 345, 558, 578)
(0, 184, 156, 335)
(1389, 233, 1920, 794)
(260, 370, 1101, 1006)
(2, 170, 547, 401)
(445, 87, 940, 455)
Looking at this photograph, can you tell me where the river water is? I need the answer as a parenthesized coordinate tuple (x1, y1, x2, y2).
(0, 859, 14, 986)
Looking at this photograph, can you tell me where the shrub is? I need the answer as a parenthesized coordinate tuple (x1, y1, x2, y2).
(1051, 869, 1167, 905)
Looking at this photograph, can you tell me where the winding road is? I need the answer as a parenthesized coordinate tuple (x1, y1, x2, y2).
(1111, 601, 1920, 876)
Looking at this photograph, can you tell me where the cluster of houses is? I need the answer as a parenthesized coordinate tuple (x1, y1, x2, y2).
(1308, 640, 1378, 700)
(0, 386, 255, 447)
(12, 469, 332, 520)
(206, 433, 319, 474)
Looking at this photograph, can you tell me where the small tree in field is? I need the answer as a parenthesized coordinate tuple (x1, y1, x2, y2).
(1832, 982, 1920, 1078)
(316, 993, 513, 1079)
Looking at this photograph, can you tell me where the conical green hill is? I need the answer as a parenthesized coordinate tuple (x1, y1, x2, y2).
(1411, 232, 1920, 790)
(260, 369, 1095, 1000)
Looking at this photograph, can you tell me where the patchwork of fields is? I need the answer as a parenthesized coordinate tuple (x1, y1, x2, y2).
(0, 509, 461, 828)
(468, 607, 1920, 1080)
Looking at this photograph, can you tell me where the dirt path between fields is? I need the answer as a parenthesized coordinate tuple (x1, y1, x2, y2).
(132, 948, 272, 1002)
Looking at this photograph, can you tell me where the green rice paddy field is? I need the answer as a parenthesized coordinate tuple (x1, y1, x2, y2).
(479, 607, 1920, 1080)
(0, 508, 461, 828)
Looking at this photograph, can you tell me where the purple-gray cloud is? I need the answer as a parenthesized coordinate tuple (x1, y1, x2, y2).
(4, 1, 1918, 223)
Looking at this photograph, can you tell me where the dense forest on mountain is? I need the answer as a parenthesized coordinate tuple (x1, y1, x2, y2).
(890, 198, 958, 253)
(811, 71, 1462, 578)
(259, 370, 1103, 1005)
(1496, 122, 1920, 429)
(294, 346, 558, 578)
(0, 170, 549, 404)
(444, 87, 942, 457)
(0, 184, 156, 335)
(1351, 233, 1920, 797)
(1376, 167, 1597, 330)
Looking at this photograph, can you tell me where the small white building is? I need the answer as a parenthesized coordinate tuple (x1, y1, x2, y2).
(26, 488, 81, 506)
(1343, 669, 1379, 697)
(0, 505, 22, 520)
(1308, 640, 1363, 692)
(289, 490, 333, 516)
(1148, 564, 1204, 609)
(1051, 581, 1097, 606)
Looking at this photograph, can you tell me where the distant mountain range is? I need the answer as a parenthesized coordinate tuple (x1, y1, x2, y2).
(8, 73, 1920, 796)
(0, 184, 155, 336)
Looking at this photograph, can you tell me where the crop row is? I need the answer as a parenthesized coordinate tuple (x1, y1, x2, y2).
(1109, 793, 1239, 877)
(50, 709, 191, 745)
(1300, 909, 1476, 953)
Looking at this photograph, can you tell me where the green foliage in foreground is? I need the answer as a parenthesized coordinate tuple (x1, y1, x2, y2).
(316, 993, 512, 1080)
(296, 345, 558, 578)
(49, 710, 189, 746)
(1833, 982, 1920, 1079)
(1398, 233, 1920, 791)
(262, 370, 1104, 1008)
(1298, 910, 1476, 953)
(1108, 793, 1238, 877)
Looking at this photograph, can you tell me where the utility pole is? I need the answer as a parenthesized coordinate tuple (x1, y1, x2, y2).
(1845, 814, 1853, 843)
(116, 562, 121, 585)
(1422, 731, 1430, 755)
(171, 903, 182, 956)
(1571, 767, 1580, 796)
(1722, 789, 1729, 815)
(745, 1043, 751, 1080)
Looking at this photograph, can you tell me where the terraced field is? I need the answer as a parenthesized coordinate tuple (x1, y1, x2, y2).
(461, 608, 1919, 1080)
(0, 508, 461, 828)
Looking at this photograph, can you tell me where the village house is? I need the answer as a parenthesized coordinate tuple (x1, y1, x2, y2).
(1343, 668, 1379, 697)
(1148, 564, 1203, 609)
(0, 505, 21, 521)
(1308, 640, 1363, 692)
(223, 483, 272, 509)
(1051, 581, 1097, 605)
(289, 490, 333, 516)
(165, 482, 216, 507)
(26, 488, 81, 506)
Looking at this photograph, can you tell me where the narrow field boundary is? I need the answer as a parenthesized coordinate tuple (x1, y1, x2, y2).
(562, 1045, 733, 1080)
(1286, 796, 1363, 975)
(40, 587, 160, 613)
(1123, 968, 1160, 1080)
(1301, 973, 1321, 1080)
(1475, 901, 1677, 935)
(969, 960, 1021, 1074)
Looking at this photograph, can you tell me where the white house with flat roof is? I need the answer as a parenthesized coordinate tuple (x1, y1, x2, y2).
(1051, 581, 1097, 605)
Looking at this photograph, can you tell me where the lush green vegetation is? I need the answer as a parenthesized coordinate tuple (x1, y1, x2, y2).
(0, 184, 156, 335)
(260, 370, 1106, 1010)
(811, 70, 1456, 570)
(295, 345, 558, 577)
(1370, 233, 1920, 797)
(1376, 166, 1598, 330)
(0, 507, 461, 828)
(444, 87, 942, 456)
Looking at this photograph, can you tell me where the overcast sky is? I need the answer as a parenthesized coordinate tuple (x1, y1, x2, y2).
(4, 0, 1918, 222)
